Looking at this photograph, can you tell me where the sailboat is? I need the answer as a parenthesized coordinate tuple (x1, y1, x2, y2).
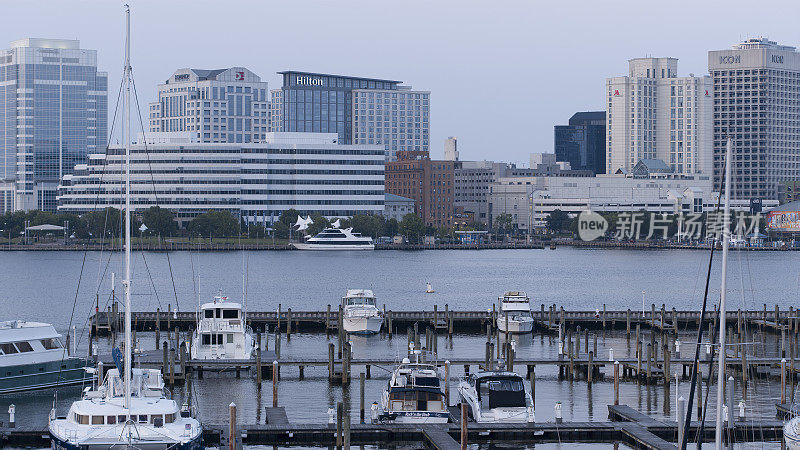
(48, 7, 203, 449)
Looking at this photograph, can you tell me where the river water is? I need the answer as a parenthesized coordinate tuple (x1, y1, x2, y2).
(0, 247, 795, 447)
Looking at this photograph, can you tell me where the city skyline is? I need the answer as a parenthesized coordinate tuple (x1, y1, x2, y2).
(2, 0, 800, 165)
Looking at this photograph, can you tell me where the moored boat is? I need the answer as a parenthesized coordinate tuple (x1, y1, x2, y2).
(293, 227, 374, 250)
(190, 295, 255, 360)
(458, 370, 534, 423)
(496, 291, 534, 334)
(377, 354, 449, 424)
(341, 289, 383, 335)
(0, 321, 92, 394)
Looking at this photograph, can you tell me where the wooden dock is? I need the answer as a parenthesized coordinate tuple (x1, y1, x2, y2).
(1, 404, 783, 449)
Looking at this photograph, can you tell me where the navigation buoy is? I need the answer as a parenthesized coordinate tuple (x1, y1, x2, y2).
(426, 282, 434, 294)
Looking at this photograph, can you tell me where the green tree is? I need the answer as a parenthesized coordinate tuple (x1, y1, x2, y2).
(382, 218, 399, 237)
(141, 206, 177, 240)
(306, 214, 331, 235)
(278, 209, 301, 227)
(188, 210, 239, 238)
(494, 213, 513, 236)
(546, 209, 570, 233)
(273, 221, 289, 240)
(399, 213, 425, 243)
(83, 207, 122, 239)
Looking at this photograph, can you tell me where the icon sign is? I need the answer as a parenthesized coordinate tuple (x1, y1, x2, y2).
(235, 71, 244, 80)
(577, 210, 608, 241)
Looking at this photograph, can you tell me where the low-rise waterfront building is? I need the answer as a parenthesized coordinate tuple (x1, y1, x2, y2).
(57, 132, 385, 225)
(383, 193, 415, 222)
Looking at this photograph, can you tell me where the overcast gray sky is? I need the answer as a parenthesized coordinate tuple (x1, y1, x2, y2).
(5, 0, 800, 165)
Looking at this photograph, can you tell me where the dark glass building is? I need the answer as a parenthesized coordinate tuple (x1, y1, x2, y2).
(278, 71, 401, 145)
(554, 111, 605, 174)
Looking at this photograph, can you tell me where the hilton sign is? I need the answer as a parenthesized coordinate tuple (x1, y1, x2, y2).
(295, 75, 323, 86)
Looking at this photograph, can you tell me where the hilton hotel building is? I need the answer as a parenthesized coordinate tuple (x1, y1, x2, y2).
(709, 38, 800, 201)
(606, 58, 714, 177)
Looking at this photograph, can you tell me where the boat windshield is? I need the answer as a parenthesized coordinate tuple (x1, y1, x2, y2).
(477, 377, 526, 408)
(346, 296, 375, 306)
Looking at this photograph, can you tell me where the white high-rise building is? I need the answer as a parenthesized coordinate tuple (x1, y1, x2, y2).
(444, 136, 458, 161)
(709, 38, 800, 201)
(148, 67, 269, 143)
(606, 58, 713, 177)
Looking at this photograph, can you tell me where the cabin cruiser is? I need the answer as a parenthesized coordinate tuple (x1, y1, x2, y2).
(786, 416, 800, 449)
(191, 295, 255, 360)
(0, 321, 92, 394)
(341, 289, 383, 335)
(377, 354, 449, 423)
(293, 227, 374, 250)
(49, 367, 202, 450)
(458, 370, 534, 423)
(496, 291, 534, 334)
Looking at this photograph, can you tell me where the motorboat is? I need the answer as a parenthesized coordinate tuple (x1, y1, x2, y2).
(190, 295, 255, 360)
(49, 8, 203, 448)
(293, 227, 374, 250)
(341, 289, 383, 335)
(0, 321, 93, 394)
(496, 292, 534, 334)
(377, 354, 449, 424)
(49, 367, 202, 450)
(785, 416, 800, 449)
(458, 370, 534, 423)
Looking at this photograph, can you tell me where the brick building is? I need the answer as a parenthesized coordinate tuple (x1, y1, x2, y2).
(385, 151, 454, 227)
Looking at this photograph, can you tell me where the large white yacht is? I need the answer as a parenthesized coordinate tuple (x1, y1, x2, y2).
(0, 321, 92, 394)
(190, 295, 255, 360)
(49, 8, 203, 449)
(49, 367, 202, 450)
(293, 227, 374, 250)
(377, 353, 449, 424)
(341, 289, 383, 335)
(496, 291, 534, 334)
(458, 370, 534, 423)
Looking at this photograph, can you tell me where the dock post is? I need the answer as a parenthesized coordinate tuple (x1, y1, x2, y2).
(167, 304, 171, 331)
(587, 350, 593, 384)
(407, 326, 413, 354)
(366, 364, 371, 379)
(508, 343, 514, 372)
(783, 326, 787, 358)
(328, 342, 336, 383)
(646, 343, 652, 383)
(414, 322, 420, 350)
(326, 304, 331, 333)
(696, 365, 702, 417)
(272, 360, 278, 407)
(359, 372, 365, 424)
(626, 309, 631, 338)
(636, 338, 642, 382)
(299, 365, 304, 380)
(569, 343, 575, 381)
(388, 310, 393, 338)
(782, 358, 787, 404)
(341, 414, 351, 450)
(277, 303, 281, 333)
(485, 341, 490, 369)
(613, 361, 619, 405)
(593, 333, 597, 356)
(275, 331, 281, 359)
(677, 396, 686, 446)
(162, 344, 168, 382)
(663, 344, 670, 387)
(286, 308, 292, 340)
(727, 376, 735, 444)
(444, 360, 450, 406)
(651, 303, 655, 328)
(448, 309, 453, 338)
(228, 403, 236, 450)
(336, 402, 343, 449)
(672, 307, 678, 333)
(584, 328, 589, 354)
(155, 307, 160, 349)
(560, 306, 565, 330)
(460, 403, 468, 450)
(434, 304, 438, 331)
(256, 332, 262, 387)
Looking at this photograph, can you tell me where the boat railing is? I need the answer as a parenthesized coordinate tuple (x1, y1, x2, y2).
(197, 320, 243, 332)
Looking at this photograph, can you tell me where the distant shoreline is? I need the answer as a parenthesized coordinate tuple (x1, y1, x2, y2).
(0, 240, 795, 251)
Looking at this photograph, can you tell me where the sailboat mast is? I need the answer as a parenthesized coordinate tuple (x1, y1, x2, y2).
(714, 136, 732, 447)
(123, 4, 132, 411)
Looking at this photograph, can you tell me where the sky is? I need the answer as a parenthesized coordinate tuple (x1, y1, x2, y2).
(4, 0, 800, 165)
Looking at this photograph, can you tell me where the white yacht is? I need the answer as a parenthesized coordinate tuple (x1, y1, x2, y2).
(341, 289, 383, 335)
(377, 354, 449, 424)
(49, 367, 202, 450)
(0, 321, 92, 394)
(49, 8, 202, 449)
(496, 291, 534, 334)
(293, 227, 374, 250)
(458, 370, 534, 423)
(190, 295, 255, 360)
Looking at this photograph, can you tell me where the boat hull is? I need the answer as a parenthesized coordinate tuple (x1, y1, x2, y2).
(785, 417, 800, 449)
(293, 243, 374, 250)
(496, 318, 534, 334)
(49, 431, 203, 450)
(343, 316, 383, 335)
(0, 358, 93, 394)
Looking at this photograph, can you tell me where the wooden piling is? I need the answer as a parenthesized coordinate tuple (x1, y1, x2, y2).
(155, 307, 160, 349)
(782, 358, 787, 404)
(646, 343, 652, 383)
(272, 360, 278, 407)
(444, 361, 450, 406)
(588, 350, 593, 384)
(529, 365, 535, 409)
(256, 332, 262, 387)
(228, 402, 237, 450)
(359, 372, 365, 424)
(613, 360, 619, 405)
(286, 308, 292, 339)
(336, 402, 343, 449)
(343, 414, 351, 450)
(328, 343, 335, 382)
(460, 403, 468, 450)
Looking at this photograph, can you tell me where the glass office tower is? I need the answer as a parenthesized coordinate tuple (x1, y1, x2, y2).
(0, 38, 107, 212)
